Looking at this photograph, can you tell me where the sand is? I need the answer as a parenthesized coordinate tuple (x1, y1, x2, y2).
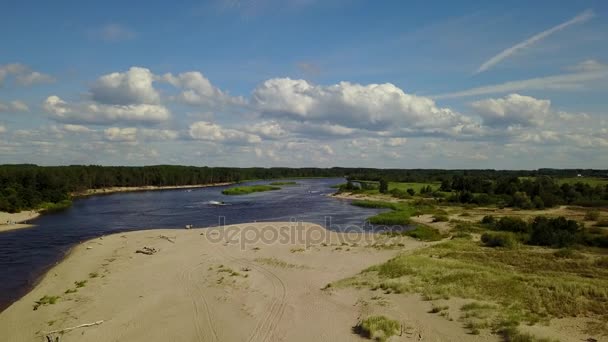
(0, 210, 40, 233)
(0, 222, 491, 342)
(72, 182, 234, 197)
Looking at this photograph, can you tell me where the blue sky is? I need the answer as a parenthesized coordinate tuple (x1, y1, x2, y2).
(1, 0, 607, 168)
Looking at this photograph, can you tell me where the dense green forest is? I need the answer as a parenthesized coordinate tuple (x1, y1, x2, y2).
(0, 164, 607, 213)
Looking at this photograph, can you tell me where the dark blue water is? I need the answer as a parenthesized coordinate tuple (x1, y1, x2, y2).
(0, 178, 387, 311)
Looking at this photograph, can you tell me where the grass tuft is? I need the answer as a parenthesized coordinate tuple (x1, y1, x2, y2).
(354, 315, 400, 342)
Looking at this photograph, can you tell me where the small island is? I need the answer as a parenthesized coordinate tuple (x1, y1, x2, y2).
(221, 185, 280, 195)
(269, 181, 298, 186)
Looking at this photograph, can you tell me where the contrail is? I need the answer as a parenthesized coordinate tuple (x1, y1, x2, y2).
(475, 9, 594, 74)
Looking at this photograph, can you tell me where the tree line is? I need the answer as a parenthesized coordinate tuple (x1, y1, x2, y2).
(1, 164, 607, 213)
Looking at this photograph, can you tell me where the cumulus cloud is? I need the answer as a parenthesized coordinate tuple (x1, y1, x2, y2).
(471, 94, 551, 128)
(162, 71, 245, 107)
(246, 120, 288, 139)
(189, 121, 261, 144)
(62, 124, 93, 133)
(252, 78, 467, 132)
(91, 67, 160, 105)
(44, 95, 170, 125)
(104, 127, 138, 142)
(0, 63, 54, 87)
(476, 9, 594, 74)
(0, 125, 6, 133)
(385, 137, 408, 147)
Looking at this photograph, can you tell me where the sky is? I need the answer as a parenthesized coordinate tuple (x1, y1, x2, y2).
(1, 0, 607, 169)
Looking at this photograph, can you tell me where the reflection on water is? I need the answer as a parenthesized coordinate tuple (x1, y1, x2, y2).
(0, 178, 387, 311)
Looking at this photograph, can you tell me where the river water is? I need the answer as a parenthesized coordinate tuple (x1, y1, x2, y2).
(0, 178, 387, 311)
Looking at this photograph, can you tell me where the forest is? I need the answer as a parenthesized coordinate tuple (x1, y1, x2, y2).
(0, 164, 607, 213)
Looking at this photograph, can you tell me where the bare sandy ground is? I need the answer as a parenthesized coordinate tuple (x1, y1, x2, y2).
(73, 182, 234, 197)
(0, 210, 40, 233)
(0, 222, 495, 342)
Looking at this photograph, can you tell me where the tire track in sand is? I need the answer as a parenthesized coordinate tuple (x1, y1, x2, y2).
(209, 242, 287, 342)
(179, 261, 219, 342)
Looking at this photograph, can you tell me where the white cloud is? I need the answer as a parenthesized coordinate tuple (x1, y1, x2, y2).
(104, 127, 138, 142)
(246, 121, 288, 139)
(162, 71, 245, 107)
(476, 9, 594, 74)
(471, 94, 551, 127)
(63, 124, 93, 133)
(0, 100, 29, 112)
(0, 125, 6, 133)
(139, 128, 179, 140)
(0, 63, 54, 87)
(189, 121, 261, 144)
(91, 67, 160, 105)
(568, 59, 607, 72)
(252, 78, 467, 131)
(385, 137, 408, 147)
(44, 95, 171, 125)
(92, 24, 137, 42)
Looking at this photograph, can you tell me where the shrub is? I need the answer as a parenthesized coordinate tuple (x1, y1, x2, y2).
(355, 315, 400, 342)
(495, 217, 529, 233)
(406, 188, 416, 196)
(584, 210, 600, 221)
(528, 216, 580, 248)
(481, 215, 495, 225)
(481, 232, 517, 248)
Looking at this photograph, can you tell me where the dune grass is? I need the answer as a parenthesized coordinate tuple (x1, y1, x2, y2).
(351, 200, 445, 227)
(269, 181, 297, 186)
(337, 239, 608, 336)
(355, 315, 400, 342)
(222, 185, 280, 195)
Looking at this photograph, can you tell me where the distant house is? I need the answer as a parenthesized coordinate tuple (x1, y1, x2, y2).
(577, 174, 583, 177)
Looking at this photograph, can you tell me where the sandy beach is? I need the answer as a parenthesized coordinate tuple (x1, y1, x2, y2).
(0, 210, 40, 233)
(0, 222, 495, 342)
(72, 182, 235, 197)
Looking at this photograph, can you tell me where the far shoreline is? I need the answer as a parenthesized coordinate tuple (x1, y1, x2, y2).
(0, 182, 235, 234)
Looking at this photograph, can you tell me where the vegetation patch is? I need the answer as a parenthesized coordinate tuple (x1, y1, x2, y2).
(33, 295, 60, 310)
(269, 181, 297, 186)
(222, 185, 280, 195)
(254, 257, 308, 269)
(354, 315, 400, 342)
(481, 232, 518, 248)
(337, 239, 608, 335)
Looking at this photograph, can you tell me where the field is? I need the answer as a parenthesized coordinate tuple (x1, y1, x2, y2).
(221, 185, 280, 195)
(557, 177, 608, 187)
(388, 181, 441, 193)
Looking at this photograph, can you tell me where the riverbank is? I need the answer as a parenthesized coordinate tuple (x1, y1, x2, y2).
(0, 222, 488, 342)
(72, 182, 235, 197)
(0, 210, 40, 233)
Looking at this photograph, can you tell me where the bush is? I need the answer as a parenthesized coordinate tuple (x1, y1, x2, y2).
(584, 210, 600, 221)
(528, 216, 580, 248)
(495, 217, 530, 233)
(403, 225, 443, 241)
(481, 232, 517, 248)
(481, 215, 495, 225)
(355, 315, 400, 342)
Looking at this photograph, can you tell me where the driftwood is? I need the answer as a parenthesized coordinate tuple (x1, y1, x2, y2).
(135, 247, 158, 255)
(159, 235, 175, 243)
(43, 320, 104, 340)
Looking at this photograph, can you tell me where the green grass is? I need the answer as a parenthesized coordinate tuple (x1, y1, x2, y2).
(337, 239, 608, 335)
(222, 185, 280, 195)
(74, 280, 87, 288)
(33, 295, 60, 310)
(254, 257, 308, 269)
(384, 225, 444, 241)
(388, 182, 441, 193)
(352, 200, 445, 227)
(355, 315, 400, 342)
(269, 181, 297, 186)
(557, 177, 608, 187)
(38, 200, 72, 213)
